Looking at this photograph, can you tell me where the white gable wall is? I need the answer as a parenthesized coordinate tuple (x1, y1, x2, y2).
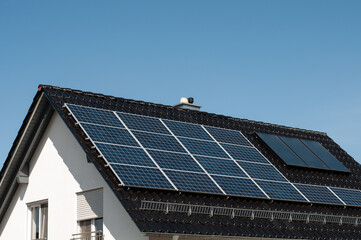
(0, 112, 147, 240)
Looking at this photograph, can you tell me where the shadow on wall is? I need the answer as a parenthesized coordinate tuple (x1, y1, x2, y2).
(50, 115, 143, 240)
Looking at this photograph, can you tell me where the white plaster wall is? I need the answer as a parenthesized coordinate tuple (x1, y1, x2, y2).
(0, 113, 147, 240)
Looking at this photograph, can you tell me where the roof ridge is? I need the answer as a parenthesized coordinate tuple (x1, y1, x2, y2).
(38, 84, 327, 136)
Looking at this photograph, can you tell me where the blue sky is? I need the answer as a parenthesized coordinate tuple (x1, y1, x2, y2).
(1, 1, 361, 167)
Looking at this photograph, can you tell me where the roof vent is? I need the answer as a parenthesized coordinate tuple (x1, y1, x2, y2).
(174, 97, 201, 111)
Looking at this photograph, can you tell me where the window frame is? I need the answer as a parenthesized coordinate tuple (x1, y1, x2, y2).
(27, 199, 48, 240)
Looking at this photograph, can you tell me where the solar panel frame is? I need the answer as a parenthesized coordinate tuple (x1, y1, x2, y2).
(164, 170, 224, 194)
(220, 143, 269, 164)
(178, 137, 230, 159)
(162, 119, 214, 141)
(300, 139, 350, 173)
(294, 184, 344, 205)
(279, 136, 330, 170)
(116, 112, 170, 134)
(255, 180, 308, 202)
(194, 156, 248, 178)
(330, 187, 361, 207)
(110, 164, 176, 190)
(81, 123, 140, 147)
(96, 143, 157, 167)
(256, 132, 307, 167)
(66, 104, 125, 128)
(147, 149, 205, 173)
(236, 161, 288, 182)
(204, 125, 252, 147)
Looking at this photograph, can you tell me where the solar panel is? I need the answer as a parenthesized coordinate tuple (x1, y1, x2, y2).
(194, 156, 248, 178)
(204, 126, 252, 146)
(255, 180, 307, 202)
(179, 137, 230, 158)
(300, 139, 350, 173)
(212, 175, 266, 198)
(67, 104, 124, 128)
(147, 150, 204, 172)
(279, 136, 329, 170)
(97, 143, 156, 167)
(256, 133, 307, 166)
(110, 164, 175, 190)
(164, 170, 223, 194)
(82, 123, 139, 147)
(116, 112, 170, 134)
(133, 131, 186, 153)
(236, 161, 287, 182)
(163, 119, 213, 141)
(66, 103, 356, 206)
(330, 187, 361, 206)
(221, 143, 269, 164)
(294, 184, 343, 205)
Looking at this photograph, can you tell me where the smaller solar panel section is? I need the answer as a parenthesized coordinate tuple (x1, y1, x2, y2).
(221, 143, 269, 164)
(67, 104, 124, 128)
(256, 133, 306, 166)
(148, 150, 204, 173)
(82, 123, 139, 147)
(133, 131, 186, 153)
(117, 112, 170, 134)
(110, 164, 175, 190)
(179, 138, 230, 159)
(195, 156, 248, 178)
(294, 184, 343, 205)
(236, 161, 287, 182)
(163, 120, 213, 141)
(164, 170, 223, 194)
(212, 175, 266, 198)
(330, 187, 361, 206)
(301, 139, 350, 173)
(257, 132, 350, 173)
(255, 180, 307, 202)
(279, 136, 329, 170)
(204, 126, 252, 146)
(97, 143, 156, 167)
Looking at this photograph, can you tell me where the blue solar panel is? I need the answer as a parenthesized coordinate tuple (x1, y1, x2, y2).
(236, 161, 287, 182)
(255, 180, 306, 202)
(212, 175, 266, 198)
(300, 139, 350, 173)
(67, 104, 124, 128)
(147, 150, 204, 173)
(116, 112, 170, 134)
(256, 133, 307, 167)
(194, 156, 248, 178)
(204, 126, 252, 146)
(294, 184, 343, 205)
(110, 164, 175, 190)
(82, 123, 139, 147)
(330, 187, 361, 206)
(179, 138, 230, 158)
(279, 136, 329, 170)
(163, 119, 213, 141)
(221, 143, 269, 164)
(133, 131, 186, 153)
(96, 143, 155, 167)
(164, 170, 223, 194)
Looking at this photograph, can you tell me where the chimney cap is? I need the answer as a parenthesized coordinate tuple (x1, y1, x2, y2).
(173, 97, 201, 111)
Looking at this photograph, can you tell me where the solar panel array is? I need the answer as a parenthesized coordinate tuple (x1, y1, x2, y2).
(256, 133, 350, 172)
(66, 104, 361, 207)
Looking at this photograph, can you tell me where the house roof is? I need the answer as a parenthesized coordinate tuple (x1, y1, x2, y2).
(1, 85, 361, 239)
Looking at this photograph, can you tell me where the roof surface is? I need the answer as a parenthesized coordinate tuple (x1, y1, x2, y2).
(3, 85, 361, 239)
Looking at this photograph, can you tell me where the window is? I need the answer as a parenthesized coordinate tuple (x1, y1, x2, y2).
(76, 188, 103, 240)
(78, 218, 103, 239)
(30, 202, 48, 240)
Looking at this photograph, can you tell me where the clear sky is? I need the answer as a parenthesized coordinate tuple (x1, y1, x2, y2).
(1, 1, 361, 168)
